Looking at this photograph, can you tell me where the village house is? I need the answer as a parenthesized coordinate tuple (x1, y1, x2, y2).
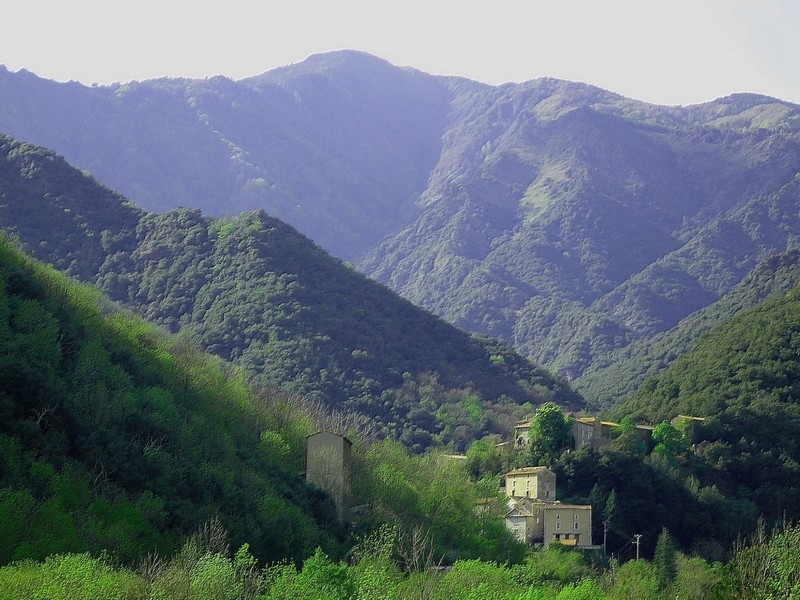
(506, 412, 704, 549)
(503, 466, 592, 548)
(514, 415, 655, 452)
(672, 414, 706, 444)
(513, 417, 535, 448)
(504, 466, 555, 501)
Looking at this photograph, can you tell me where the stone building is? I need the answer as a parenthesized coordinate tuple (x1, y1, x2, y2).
(504, 466, 555, 501)
(306, 431, 352, 520)
(514, 414, 656, 453)
(503, 466, 592, 548)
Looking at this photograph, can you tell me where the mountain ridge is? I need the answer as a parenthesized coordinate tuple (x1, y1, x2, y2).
(2, 51, 800, 397)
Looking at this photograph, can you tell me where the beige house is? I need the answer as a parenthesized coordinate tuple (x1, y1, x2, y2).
(541, 502, 592, 547)
(514, 414, 656, 453)
(504, 466, 556, 501)
(572, 416, 653, 452)
(306, 431, 352, 519)
(503, 466, 593, 548)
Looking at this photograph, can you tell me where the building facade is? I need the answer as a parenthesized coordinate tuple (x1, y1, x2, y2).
(503, 466, 593, 548)
(306, 431, 352, 519)
(504, 466, 556, 501)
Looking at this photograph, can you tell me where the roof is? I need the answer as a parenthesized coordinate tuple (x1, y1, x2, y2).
(574, 416, 654, 431)
(542, 502, 592, 511)
(507, 498, 591, 512)
(505, 504, 535, 518)
(504, 466, 553, 477)
(574, 417, 618, 426)
(306, 430, 352, 445)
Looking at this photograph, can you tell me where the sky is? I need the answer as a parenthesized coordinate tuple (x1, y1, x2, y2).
(3, 0, 799, 106)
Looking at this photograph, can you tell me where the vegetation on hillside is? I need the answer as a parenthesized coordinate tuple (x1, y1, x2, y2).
(577, 247, 800, 408)
(0, 235, 344, 565)
(3, 516, 799, 599)
(5, 58, 800, 598)
(598, 280, 800, 547)
(0, 234, 524, 571)
(0, 134, 579, 452)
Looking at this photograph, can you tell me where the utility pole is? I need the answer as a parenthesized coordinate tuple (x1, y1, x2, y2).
(603, 522, 608, 554)
(634, 534, 642, 560)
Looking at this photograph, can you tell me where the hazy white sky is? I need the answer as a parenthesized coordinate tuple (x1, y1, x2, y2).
(3, 0, 798, 106)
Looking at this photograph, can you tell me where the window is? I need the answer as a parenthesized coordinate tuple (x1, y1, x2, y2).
(574, 522, 579, 530)
(556, 521, 560, 530)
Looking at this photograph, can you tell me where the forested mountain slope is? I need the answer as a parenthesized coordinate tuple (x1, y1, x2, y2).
(0, 232, 525, 571)
(577, 248, 800, 408)
(602, 279, 800, 527)
(2, 51, 799, 388)
(362, 92, 800, 385)
(0, 134, 579, 451)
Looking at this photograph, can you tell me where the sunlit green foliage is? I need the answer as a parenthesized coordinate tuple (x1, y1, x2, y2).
(0, 553, 145, 600)
(0, 237, 343, 565)
(526, 402, 574, 464)
(351, 438, 525, 564)
(7, 521, 800, 599)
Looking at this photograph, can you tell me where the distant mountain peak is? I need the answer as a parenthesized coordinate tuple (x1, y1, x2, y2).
(246, 49, 404, 86)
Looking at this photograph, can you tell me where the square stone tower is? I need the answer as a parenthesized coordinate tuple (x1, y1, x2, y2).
(306, 431, 352, 519)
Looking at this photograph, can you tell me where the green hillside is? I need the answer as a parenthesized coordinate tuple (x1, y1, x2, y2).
(0, 235, 343, 566)
(0, 233, 527, 570)
(604, 279, 800, 528)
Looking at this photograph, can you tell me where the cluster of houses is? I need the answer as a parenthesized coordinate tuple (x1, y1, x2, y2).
(303, 427, 597, 549)
(303, 413, 703, 552)
(503, 465, 593, 548)
(503, 413, 703, 548)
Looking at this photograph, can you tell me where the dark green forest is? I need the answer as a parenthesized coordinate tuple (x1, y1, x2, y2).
(578, 247, 800, 409)
(597, 277, 800, 550)
(0, 134, 580, 452)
